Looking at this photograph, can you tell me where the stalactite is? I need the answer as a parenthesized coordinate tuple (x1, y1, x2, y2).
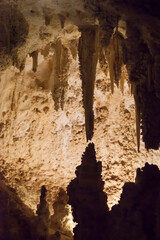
(125, 22, 160, 149)
(99, 45, 109, 76)
(59, 14, 65, 28)
(107, 30, 125, 94)
(67, 143, 108, 240)
(120, 73, 124, 94)
(114, 30, 120, 87)
(78, 26, 99, 141)
(51, 40, 70, 110)
(30, 50, 38, 72)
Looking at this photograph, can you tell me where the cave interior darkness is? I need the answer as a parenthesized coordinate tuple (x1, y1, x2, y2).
(1, 0, 160, 240)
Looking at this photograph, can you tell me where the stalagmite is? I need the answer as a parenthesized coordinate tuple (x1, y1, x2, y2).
(36, 185, 50, 239)
(51, 188, 72, 238)
(78, 26, 99, 141)
(67, 143, 108, 240)
(109, 163, 160, 240)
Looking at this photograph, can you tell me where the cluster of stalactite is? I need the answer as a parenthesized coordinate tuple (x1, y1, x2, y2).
(95, 21, 160, 150)
(83, 0, 160, 150)
(67, 143, 109, 240)
(28, 39, 71, 111)
(78, 26, 99, 141)
(125, 22, 160, 150)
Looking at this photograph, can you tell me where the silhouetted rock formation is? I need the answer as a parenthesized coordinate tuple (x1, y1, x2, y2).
(109, 163, 160, 240)
(36, 185, 50, 239)
(67, 143, 108, 240)
(124, 24, 160, 150)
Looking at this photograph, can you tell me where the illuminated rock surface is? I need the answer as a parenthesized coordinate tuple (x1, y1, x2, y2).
(0, 0, 160, 239)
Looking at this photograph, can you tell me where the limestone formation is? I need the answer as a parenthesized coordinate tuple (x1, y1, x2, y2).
(36, 185, 50, 239)
(109, 163, 160, 240)
(51, 188, 72, 238)
(107, 30, 125, 94)
(30, 51, 39, 72)
(78, 26, 99, 141)
(51, 40, 70, 111)
(0, 1, 160, 238)
(67, 143, 108, 240)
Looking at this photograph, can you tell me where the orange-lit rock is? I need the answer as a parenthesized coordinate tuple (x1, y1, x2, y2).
(0, 3, 160, 238)
(0, 46, 160, 214)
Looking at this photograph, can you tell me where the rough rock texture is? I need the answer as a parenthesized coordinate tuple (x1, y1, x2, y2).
(0, 0, 160, 228)
(1, 49, 160, 214)
(109, 163, 160, 240)
(67, 143, 108, 240)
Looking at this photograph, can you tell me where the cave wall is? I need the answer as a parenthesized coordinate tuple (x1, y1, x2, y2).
(0, 44, 160, 213)
(0, 0, 160, 226)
